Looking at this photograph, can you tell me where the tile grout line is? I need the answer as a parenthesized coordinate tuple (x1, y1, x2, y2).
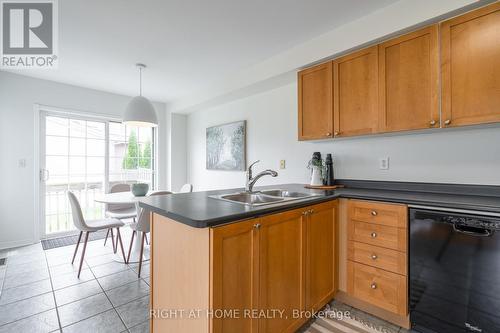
(88, 260, 131, 332)
(44, 247, 63, 332)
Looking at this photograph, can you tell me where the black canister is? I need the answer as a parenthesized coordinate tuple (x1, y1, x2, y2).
(324, 154, 334, 186)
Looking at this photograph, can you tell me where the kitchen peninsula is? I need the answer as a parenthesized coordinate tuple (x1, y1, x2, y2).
(139, 181, 500, 333)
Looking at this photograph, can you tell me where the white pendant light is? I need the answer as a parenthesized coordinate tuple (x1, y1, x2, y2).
(123, 63, 158, 127)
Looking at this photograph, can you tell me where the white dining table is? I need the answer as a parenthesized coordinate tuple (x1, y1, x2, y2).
(94, 192, 151, 264)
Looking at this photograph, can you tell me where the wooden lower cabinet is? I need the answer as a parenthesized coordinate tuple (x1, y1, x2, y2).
(211, 219, 260, 333)
(259, 208, 305, 333)
(305, 201, 337, 311)
(339, 199, 410, 328)
(347, 261, 407, 316)
(150, 200, 337, 333)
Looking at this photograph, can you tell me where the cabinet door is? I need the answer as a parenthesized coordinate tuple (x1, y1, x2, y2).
(259, 208, 306, 333)
(441, 3, 500, 127)
(305, 201, 336, 311)
(378, 25, 439, 132)
(333, 46, 378, 137)
(211, 219, 260, 333)
(298, 62, 333, 140)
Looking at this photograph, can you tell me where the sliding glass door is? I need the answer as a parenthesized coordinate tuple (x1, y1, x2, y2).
(40, 111, 155, 237)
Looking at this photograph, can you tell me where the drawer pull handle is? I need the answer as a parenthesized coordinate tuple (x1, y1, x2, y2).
(371, 283, 377, 289)
(371, 254, 378, 260)
(371, 232, 377, 238)
(371, 210, 378, 216)
(254, 223, 261, 229)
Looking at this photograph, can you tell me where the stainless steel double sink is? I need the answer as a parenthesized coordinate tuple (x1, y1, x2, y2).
(210, 189, 320, 206)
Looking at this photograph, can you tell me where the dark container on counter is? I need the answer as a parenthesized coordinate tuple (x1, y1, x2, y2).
(324, 154, 334, 186)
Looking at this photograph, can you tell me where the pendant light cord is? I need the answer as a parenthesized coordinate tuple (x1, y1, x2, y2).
(139, 66, 143, 96)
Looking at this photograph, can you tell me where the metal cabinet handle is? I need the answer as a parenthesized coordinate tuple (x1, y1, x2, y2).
(334, 131, 339, 136)
(254, 223, 261, 229)
(429, 120, 436, 126)
(444, 119, 451, 125)
(326, 132, 332, 137)
(302, 209, 314, 216)
(371, 283, 377, 289)
(371, 254, 378, 260)
(371, 210, 378, 216)
(371, 232, 377, 238)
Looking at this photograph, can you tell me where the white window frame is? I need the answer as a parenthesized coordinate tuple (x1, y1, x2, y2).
(34, 104, 158, 239)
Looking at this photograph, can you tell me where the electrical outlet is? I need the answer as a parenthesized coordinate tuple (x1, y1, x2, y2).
(18, 158, 26, 168)
(379, 157, 389, 170)
(279, 160, 286, 169)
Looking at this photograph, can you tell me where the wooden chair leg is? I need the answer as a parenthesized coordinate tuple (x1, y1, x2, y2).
(78, 232, 90, 278)
(116, 228, 127, 263)
(138, 232, 146, 278)
(127, 230, 136, 264)
(110, 228, 116, 253)
(103, 228, 110, 246)
(72, 231, 83, 264)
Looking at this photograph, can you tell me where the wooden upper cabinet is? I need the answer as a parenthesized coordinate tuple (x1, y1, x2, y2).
(441, 2, 500, 127)
(378, 25, 439, 132)
(333, 46, 379, 137)
(305, 201, 336, 312)
(259, 208, 305, 333)
(298, 62, 333, 140)
(211, 219, 259, 333)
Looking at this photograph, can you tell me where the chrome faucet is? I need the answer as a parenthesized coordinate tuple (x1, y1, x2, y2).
(245, 160, 278, 192)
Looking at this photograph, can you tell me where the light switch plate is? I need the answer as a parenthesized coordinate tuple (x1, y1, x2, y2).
(379, 157, 389, 170)
(280, 160, 286, 169)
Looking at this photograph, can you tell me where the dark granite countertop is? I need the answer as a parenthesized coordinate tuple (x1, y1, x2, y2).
(139, 181, 500, 228)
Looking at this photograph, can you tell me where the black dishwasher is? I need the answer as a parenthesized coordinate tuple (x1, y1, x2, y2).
(410, 208, 500, 333)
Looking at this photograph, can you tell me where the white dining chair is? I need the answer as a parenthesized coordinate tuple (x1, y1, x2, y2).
(104, 183, 137, 252)
(179, 184, 193, 193)
(68, 191, 127, 277)
(127, 190, 172, 277)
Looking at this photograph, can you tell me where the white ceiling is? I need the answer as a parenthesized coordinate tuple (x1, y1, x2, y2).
(6, 0, 398, 105)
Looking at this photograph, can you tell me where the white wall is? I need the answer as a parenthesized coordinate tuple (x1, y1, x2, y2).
(186, 82, 500, 191)
(167, 113, 187, 192)
(0, 71, 167, 249)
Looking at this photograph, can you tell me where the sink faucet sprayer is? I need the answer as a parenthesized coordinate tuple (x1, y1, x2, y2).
(245, 160, 278, 193)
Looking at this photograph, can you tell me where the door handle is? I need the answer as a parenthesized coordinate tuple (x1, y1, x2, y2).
(40, 169, 49, 181)
(452, 223, 492, 237)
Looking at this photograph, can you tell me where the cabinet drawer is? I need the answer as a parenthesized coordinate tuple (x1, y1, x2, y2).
(348, 200, 407, 228)
(348, 241, 407, 275)
(347, 261, 407, 315)
(349, 221, 407, 252)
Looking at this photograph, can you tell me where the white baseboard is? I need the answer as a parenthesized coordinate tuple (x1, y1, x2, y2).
(0, 239, 37, 251)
